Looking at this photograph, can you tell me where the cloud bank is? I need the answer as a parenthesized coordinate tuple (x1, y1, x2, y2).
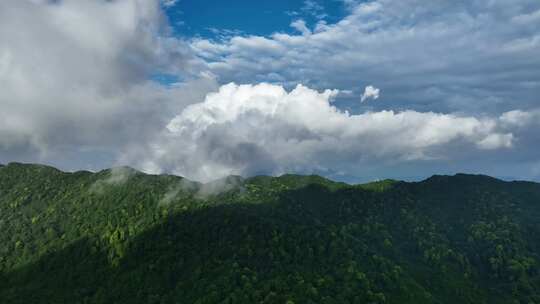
(122, 83, 524, 182)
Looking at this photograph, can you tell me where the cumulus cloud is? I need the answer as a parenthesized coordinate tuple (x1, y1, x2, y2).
(120, 83, 521, 182)
(361, 85, 380, 102)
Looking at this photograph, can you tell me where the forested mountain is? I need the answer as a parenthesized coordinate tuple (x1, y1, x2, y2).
(1, 162, 540, 304)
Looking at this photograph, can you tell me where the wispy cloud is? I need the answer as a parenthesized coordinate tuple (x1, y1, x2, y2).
(162, 0, 179, 8)
(89, 167, 136, 194)
(290, 20, 312, 36)
(301, 0, 327, 19)
(207, 27, 244, 41)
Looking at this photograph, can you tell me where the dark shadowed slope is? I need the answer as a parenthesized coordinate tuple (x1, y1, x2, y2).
(1, 163, 540, 303)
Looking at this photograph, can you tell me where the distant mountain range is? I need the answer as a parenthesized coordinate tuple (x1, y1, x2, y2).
(1, 162, 540, 303)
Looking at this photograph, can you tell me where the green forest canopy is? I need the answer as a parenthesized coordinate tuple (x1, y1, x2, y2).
(1, 162, 540, 304)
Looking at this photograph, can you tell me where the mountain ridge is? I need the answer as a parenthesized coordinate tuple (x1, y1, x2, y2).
(2, 161, 535, 188)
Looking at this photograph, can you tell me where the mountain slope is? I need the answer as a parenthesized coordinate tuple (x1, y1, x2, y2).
(1, 163, 540, 303)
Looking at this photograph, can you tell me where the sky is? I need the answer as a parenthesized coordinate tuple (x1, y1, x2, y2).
(0, 0, 539, 183)
(166, 0, 347, 38)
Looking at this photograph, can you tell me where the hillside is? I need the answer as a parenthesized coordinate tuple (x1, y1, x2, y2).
(1, 163, 540, 303)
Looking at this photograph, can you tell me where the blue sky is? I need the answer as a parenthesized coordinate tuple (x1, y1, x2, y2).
(165, 0, 348, 38)
(1, 0, 540, 183)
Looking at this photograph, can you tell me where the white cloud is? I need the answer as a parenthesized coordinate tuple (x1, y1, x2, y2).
(124, 83, 517, 182)
(291, 20, 312, 36)
(477, 133, 514, 150)
(500, 109, 540, 127)
(361, 85, 380, 102)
